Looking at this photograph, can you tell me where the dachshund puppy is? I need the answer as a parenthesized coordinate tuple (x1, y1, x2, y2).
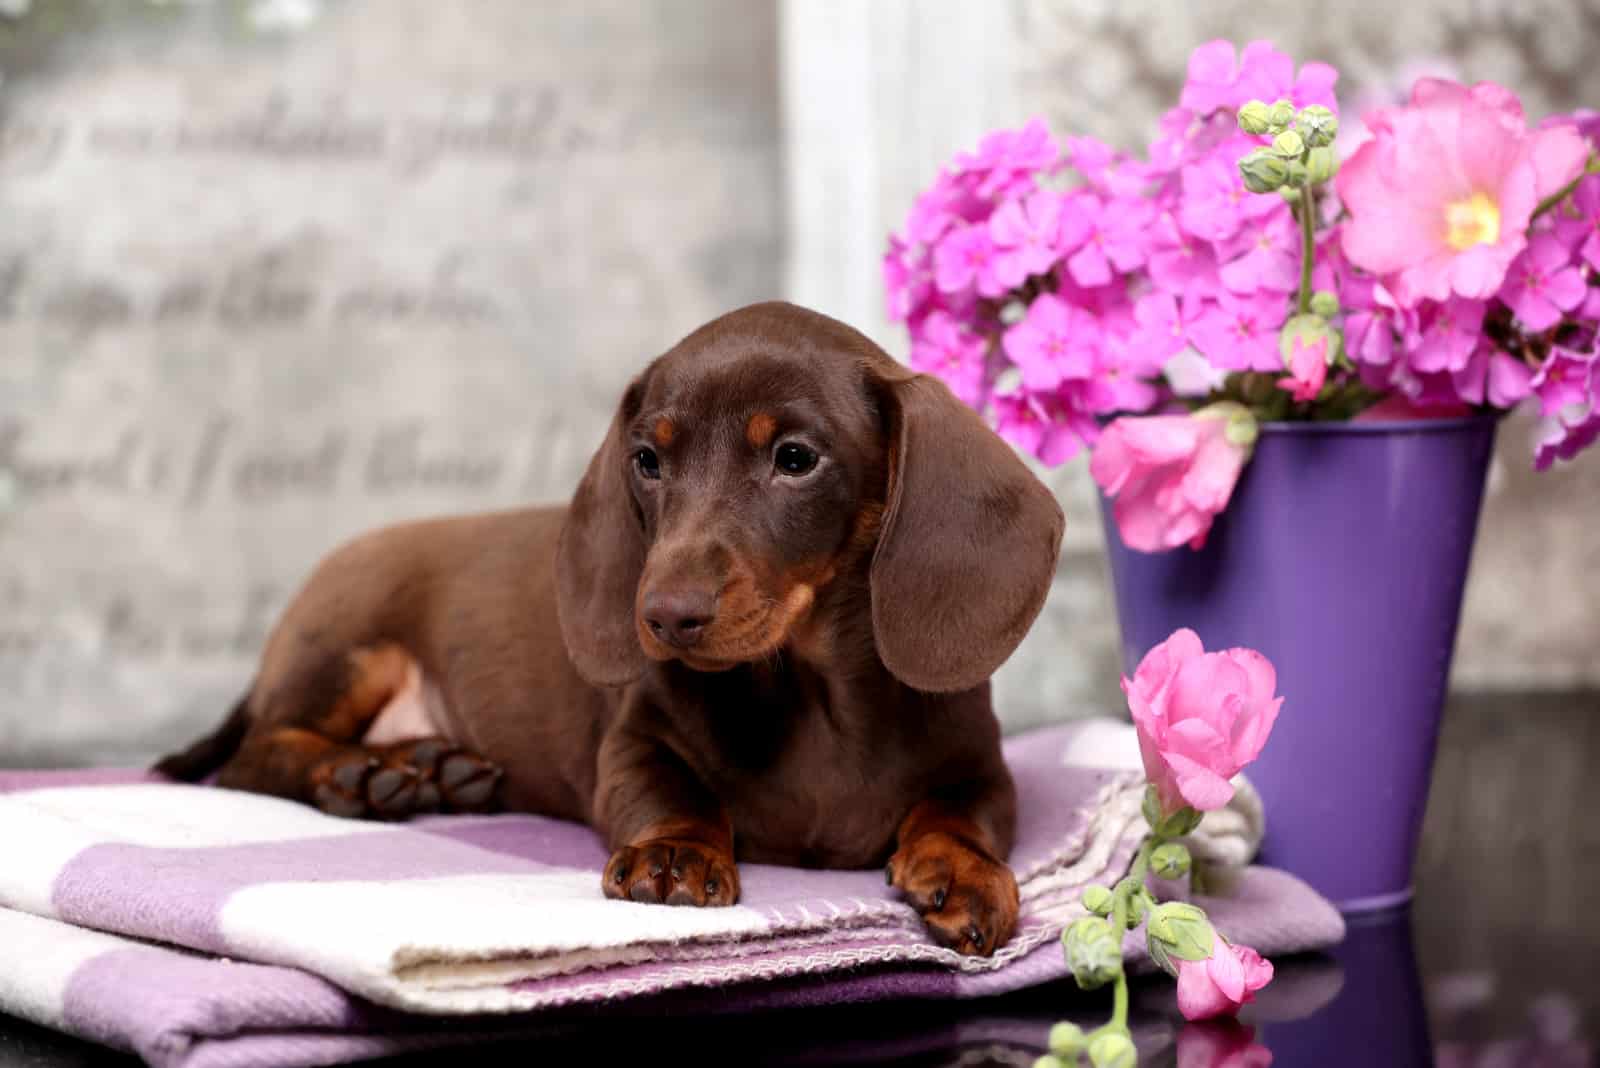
(158, 301, 1064, 955)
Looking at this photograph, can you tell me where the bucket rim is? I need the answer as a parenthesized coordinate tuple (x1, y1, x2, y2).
(1254, 412, 1502, 437)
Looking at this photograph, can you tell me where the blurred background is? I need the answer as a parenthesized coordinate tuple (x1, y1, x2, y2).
(0, 0, 1595, 768)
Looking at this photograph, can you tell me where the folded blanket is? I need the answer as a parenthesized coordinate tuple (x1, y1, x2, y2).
(0, 723, 1345, 1068)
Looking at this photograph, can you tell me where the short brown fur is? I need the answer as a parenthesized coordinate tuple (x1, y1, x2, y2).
(159, 301, 1064, 955)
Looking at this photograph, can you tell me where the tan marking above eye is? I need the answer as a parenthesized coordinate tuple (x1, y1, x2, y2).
(745, 412, 777, 450)
(653, 418, 676, 447)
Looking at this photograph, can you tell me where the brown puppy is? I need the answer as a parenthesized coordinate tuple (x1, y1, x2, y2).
(157, 301, 1064, 956)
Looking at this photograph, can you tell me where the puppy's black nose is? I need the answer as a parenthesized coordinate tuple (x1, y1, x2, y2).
(642, 590, 716, 649)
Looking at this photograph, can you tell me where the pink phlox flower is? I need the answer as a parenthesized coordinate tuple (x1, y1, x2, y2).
(1531, 346, 1598, 417)
(1500, 234, 1588, 331)
(909, 310, 989, 407)
(1179, 153, 1281, 244)
(1188, 291, 1288, 371)
(882, 236, 933, 324)
(1180, 39, 1338, 116)
(1218, 209, 1302, 293)
(1411, 298, 1488, 374)
(1065, 194, 1151, 286)
(1554, 175, 1600, 271)
(953, 117, 1060, 198)
(992, 387, 1092, 464)
(989, 190, 1065, 289)
(1069, 135, 1155, 198)
(1147, 211, 1224, 298)
(1132, 291, 1203, 363)
(1535, 408, 1600, 470)
(933, 224, 1008, 299)
(1002, 293, 1100, 390)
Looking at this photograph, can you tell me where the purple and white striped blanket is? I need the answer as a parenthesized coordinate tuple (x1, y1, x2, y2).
(0, 723, 1344, 1068)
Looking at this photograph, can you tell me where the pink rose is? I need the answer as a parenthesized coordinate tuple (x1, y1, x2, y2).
(1177, 938, 1275, 1021)
(1090, 411, 1253, 553)
(1124, 628, 1282, 816)
(1337, 78, 1589, 307)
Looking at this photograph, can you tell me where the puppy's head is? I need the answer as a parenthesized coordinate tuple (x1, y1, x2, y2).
(555, 301, 1064, 693)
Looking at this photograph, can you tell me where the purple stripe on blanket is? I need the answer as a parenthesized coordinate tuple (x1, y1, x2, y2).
(52, 831, 548, 955)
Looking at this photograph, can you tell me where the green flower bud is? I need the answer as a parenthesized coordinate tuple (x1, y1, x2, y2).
(1296, 104, 1339, 147)
(1194, 401, 1260, 452)
(1279, 185, 1302, 204)
(1147, 902, 1216, 964)
(1270, 129, 1305, 159)
(1237, 100, 1273, 135)
(1279, 313, 1334, 370)
(1088, 1031, 1137, 1068)
(1306, 145, 1338, 184)
(1062, 917, 1122, 991)
(1082, 884, 1114, 917)
(1267, 99, 1297, 129)
(1125, 889, 1150, 928)
(1151, 842, 1192, 880)
(1238, 149, 1290, 194)
(1031, 1055, 1069, 1068)
(1048, 1021, 1087, 1057)
(1310, 290, 1340, 318)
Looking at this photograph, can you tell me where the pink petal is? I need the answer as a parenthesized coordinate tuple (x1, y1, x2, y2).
(1100, 416, 1203, 467)
(1526, 124, 1591, 201)
(1488, 353, 1534, 407)
(1068, 241, 1113, 287)
(1207, 941, 1248, 1003)
(1234, 944, 1275, 992)
(1164, 750, 1238, 812)
(1177, 958, 1237, 1021)
(1545, 267, 1589, 312)
(1448, 240, 1520, 301)
(1336, 142, 1444, 276)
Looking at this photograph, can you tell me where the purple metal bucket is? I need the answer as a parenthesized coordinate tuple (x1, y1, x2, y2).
(1100, 416, 1498, 912)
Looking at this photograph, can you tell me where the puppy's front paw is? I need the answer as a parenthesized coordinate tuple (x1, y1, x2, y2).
(887, 831, 1019, 956)
(602, 838, 740, 907)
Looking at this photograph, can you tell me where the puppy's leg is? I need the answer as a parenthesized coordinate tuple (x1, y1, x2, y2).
(217, 645, 502, 819)
(886, 777, 1020, 957)
(594, 728, 739, 908)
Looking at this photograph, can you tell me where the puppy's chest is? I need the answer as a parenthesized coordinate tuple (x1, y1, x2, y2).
(683, 674, 914, 868)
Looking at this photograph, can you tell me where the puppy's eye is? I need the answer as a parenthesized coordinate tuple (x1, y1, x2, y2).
(634, 448, 661, 480)
(774, 442, 818, 477)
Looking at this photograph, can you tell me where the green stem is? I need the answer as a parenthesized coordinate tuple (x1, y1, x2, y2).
(1532, 156, 1600, 221)
(1105, 836, 1158, 1034)
(1297, 181, 1316, 316)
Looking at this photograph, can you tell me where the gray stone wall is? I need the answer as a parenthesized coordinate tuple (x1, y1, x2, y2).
(0, 0, 781, 763)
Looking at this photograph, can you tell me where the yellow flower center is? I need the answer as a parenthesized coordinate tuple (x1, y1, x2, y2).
(1444, 192, 1501, 251)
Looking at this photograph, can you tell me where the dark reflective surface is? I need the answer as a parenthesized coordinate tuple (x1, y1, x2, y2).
(2, 692, 1595, 1067)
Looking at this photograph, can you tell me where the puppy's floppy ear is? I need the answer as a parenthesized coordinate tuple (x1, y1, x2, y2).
(869, 371, 1064, 694)
(556, 372, 652, 687)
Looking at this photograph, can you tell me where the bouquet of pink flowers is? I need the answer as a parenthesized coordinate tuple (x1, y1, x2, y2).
(884, 40, 1600, 553)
